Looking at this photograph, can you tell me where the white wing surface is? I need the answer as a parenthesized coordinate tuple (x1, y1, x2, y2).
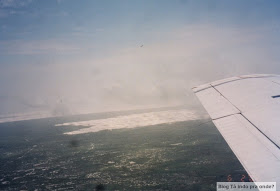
(193, 74, 280, 187)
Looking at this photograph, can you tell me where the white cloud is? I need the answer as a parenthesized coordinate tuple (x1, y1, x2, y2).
(0, 9, 8, 17)
(56, 0, 63, 4)
(0, 0, 32, 8)
(0, 24, 279, 119)
(0, 39, 80, 55)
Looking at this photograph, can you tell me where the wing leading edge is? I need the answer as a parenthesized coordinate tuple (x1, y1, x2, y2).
(193, 74, 280, 188)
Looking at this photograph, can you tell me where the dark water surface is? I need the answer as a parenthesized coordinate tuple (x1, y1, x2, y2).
(0, 110, 248, 191)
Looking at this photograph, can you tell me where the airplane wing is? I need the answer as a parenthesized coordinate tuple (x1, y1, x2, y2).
(193, 74, 280, 186)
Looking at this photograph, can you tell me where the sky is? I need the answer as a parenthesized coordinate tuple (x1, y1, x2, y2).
(1, 0, 280, 117)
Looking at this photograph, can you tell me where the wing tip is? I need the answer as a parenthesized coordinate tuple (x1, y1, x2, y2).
(192, 74, 279, 93)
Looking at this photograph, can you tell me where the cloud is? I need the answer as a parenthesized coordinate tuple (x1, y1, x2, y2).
(0, 9, 8, 17)
(0, 0, 32, 18)
(60, 23, 278, 112)
(0, 39, 80, 55)
(0, 23, 280, 118)
(56, 0, 63, 4)
(89, 24, 275, 87)
(0, 0, 32, 8)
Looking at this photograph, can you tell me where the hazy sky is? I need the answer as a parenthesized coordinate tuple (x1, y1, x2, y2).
(1, 0, 280, 116)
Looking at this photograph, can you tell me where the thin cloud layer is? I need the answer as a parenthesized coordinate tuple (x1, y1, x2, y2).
(0, 39, 80, 55)
(1, 1, 280, 121)
(0, 0, 32, 8)
(0, 24, 280, 120)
